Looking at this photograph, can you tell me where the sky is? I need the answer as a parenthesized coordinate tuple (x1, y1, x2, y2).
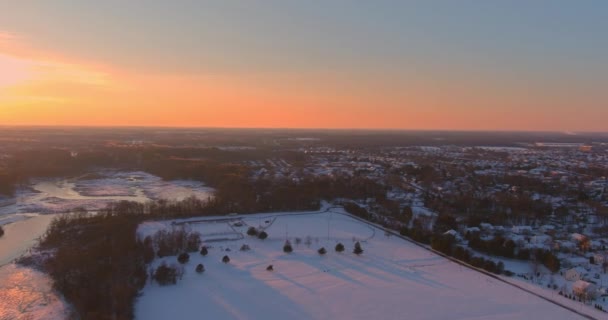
(0, 1, 606, 131)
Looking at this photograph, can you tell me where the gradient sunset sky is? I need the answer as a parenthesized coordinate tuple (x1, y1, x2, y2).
(0, 1, 606, 131)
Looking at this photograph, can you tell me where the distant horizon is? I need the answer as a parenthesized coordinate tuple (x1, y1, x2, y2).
(0, 124, 607, 135)
(1, 1, 607, 131)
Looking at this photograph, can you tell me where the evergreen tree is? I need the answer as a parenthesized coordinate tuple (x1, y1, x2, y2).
(247, 227, 258, 236)
(177, 252, 190, 264)
(335, 243, 345, 252)
(258, 231, 268, 240)
(283, 240, 293, 253)
(200, 246, 208, 256)
(195, 264, 205, 273)
(353, 242, 363, 255)
(318, 247, 327, 255)
(222, 255, 230, 263)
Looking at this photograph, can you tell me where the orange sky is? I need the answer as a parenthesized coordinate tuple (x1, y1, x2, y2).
(0, 31, 605, 131)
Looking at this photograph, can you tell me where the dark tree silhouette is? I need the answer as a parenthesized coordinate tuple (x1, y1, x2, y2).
(318, 247, 327, 255)
(200, 246, 208, 256)
(335, 243, 345, 252)
(222, 255, 230, 264)
(266, 265, 274, 271)
(258, 231, 268, 240)
(177, 252, 190, 264)
(283, 240, 293, 253)
(353, 242, 363, 255)
(0, 225, 4, 238)
(240, 244, 251, 251)
(153, 263, 178, 285)
(195, 264, 205, 273)
(247, 227, 258, 236)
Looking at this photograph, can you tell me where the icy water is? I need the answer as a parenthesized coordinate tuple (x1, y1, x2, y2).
(0, 214, 54, 266)
(0, 170, 214, 319)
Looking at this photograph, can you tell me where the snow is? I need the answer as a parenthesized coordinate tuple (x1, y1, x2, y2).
(0, 170, 214, 320)
(136, 210, 591, 320)
(0, 170, 213, 215)
(0, 264, 68, 320)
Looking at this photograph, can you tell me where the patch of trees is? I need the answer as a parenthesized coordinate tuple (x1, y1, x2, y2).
(466, 234, 516, 259)
(35, 210, 149, 320)
(152, 228, 201, 258)
(343, 203, 372, 220)
(153, 262, 183, 285)
(0, 171, 17, 196)
(399, 225, 432, 245)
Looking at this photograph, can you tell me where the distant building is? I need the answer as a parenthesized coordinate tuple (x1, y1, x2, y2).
(572, 280, 597, 299)
(565, 267, 586, 281)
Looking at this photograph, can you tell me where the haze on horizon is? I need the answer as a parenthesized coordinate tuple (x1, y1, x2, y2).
(0, 1, 606, 131)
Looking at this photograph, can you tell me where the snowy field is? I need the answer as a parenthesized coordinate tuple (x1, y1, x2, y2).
(136, 210, 589, 320)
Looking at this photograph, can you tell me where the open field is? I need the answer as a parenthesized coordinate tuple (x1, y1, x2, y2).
(137, 210, 587, 320)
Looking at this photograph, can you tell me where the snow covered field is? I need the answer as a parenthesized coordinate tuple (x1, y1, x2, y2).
(136, 210, 588, 320)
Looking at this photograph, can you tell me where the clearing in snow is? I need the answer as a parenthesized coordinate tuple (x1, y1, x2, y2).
(136, 209, 588, 320)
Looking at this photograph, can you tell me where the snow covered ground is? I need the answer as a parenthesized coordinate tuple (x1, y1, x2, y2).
(0, 264, 68, 320)
(136, 210, 591, 320)
(0, 170, 213, 216)
(0, 170, 214, 320)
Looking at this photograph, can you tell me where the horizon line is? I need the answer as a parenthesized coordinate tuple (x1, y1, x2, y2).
(0, 124, 607, 134)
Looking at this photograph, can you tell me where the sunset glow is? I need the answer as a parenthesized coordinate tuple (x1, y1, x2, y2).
(0, 1, 606, 131)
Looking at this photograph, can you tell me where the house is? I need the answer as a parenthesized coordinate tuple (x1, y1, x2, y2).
(572, 280, 597, 299)
(593, 253, 606, 265)
(563, 256, 590, 268)
(512, 226, 533, 235)
(565, 267, 587, 281)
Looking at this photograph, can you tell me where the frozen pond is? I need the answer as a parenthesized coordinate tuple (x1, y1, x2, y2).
(0, 170, 214, 215)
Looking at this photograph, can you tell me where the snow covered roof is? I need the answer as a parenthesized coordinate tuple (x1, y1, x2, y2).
(572, 280, 596, 292)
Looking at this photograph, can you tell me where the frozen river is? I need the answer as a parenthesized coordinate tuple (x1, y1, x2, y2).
(0, 170, 214, 319)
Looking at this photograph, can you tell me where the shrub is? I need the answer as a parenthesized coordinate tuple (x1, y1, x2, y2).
(222, 255, 230, 263)
(195, 264, 205, 273)
(353, 242, 363, 255)
(200, 246, 208, 256)
(240, 244, 251, 251)
(247, 227, 258, 236)
(318, 247, 327, 255)
(177, 252, 190, 264)
(283, 240, 293, 253)
(153, 262, 178, 285)
(266, 265, 274, 271)
(502, 270, 515, 277)
(335, 243, 345, 253)
(258, 231, 268, 240)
